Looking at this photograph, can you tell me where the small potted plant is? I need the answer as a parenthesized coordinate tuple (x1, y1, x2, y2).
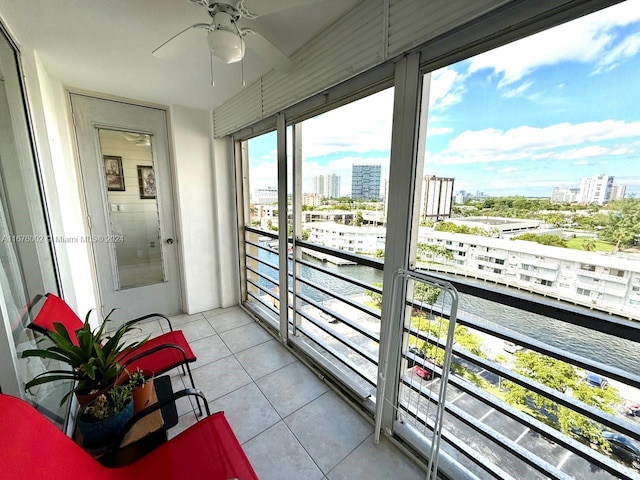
(121, 368, 154, 413)
(22, 309, 148, 406)
(76, 383, 134, 450)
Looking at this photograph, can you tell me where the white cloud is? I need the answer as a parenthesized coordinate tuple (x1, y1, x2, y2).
(448, 120, 640, 153)
(428, 67, 466, 111)
(467, 1, 640, 86)
(596, 31, 640, 72)
(432, 119, 640, 165)
(499, 167, 517, 173)
(556, 145, 629, 160)
(502, 81, 534, 99)
(428, 127, 454, 135)
(301, 88, 393, 158)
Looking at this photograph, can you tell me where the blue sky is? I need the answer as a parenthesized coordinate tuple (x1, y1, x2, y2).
(249, 1, 640, 198)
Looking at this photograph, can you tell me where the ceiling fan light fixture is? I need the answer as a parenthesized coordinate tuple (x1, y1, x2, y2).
(207, 27, 244, 64)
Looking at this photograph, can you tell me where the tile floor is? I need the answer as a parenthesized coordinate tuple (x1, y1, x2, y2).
(125, 306, 427, 480)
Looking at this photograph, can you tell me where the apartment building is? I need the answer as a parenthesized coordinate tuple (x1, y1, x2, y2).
(351, 164, 381, 201)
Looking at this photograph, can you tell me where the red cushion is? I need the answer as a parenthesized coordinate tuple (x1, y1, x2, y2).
(121, 412, 259, 480)
(30, 293, 84, 345)
(0, 394, 111, 480)
(30, 294, 197, 377)
(117, 330, 196, 374)
(0, 394, 258, 480)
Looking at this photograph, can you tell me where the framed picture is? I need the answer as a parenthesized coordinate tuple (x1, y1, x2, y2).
(137, 165, 156, 199)
(104, 155, 125, 191)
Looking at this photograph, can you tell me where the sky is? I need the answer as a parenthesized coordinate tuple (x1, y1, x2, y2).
(248, 0, 640, 199)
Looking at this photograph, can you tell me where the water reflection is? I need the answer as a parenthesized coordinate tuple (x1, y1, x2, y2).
(255, 243, 638, 373)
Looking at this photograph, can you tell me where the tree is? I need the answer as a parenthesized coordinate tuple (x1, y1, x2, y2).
(410, 315, 485, 373)
(412, 282, 441, 306)
(502, 350, 619, 450)
(600, 199, 640, 251)
(511, 233, 567, 248)
(581, 238, 596, 252)
(352, 211, 364, 227)
(542, 213, 567, 228)
(417, 243, 454, 264)
(365, 282, 383, 308)
(374, 248, 385, 259)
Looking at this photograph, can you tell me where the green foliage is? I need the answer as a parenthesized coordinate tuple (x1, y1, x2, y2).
(541, 213, 568, 228)
(409, 315, 485, 367)
(266, 219, 278, 231)
(600, 198, 640, 250)
(434, 222, 492, 236)
(365, 282, 383, 308)
(374, 248, 385, 258)
(413, 282, 441, 306)
(511, 233, 567, 248)
(124, 368, 150, 389)
(22, 310, 147, 405)
(471, 196, 555, 218)
(581, 238, 596, 252)
(83, 384, 132, 421)
(502, 350, 620, 450)
(417, 243, 454, 263)
(352, 211, 364, 227)
(513, 351, 577, 393)
(301, 228, 311, 241)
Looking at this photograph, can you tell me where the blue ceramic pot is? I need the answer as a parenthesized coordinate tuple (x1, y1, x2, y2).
(77, 399, 133, 450)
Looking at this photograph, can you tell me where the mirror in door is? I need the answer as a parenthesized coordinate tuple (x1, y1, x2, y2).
(98, 129, 165, 289)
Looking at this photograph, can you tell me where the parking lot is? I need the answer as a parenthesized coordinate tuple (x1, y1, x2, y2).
(400, 368, 639, 480)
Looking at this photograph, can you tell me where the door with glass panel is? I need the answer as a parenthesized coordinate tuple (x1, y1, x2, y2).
(70, 94, 180, 324)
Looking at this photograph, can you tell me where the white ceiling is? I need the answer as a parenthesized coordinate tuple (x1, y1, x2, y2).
(0, 0, 360, 110)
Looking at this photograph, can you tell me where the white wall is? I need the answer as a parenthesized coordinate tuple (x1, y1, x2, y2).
(212, 136, 240, 307)
(27, 51, 99, 318)
(171, 105, 238, 312)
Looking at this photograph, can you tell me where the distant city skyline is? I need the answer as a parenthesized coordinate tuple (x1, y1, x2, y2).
(248, 2, 640, 199)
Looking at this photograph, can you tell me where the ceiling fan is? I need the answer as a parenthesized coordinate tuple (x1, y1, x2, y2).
(153, 0, 317, 85)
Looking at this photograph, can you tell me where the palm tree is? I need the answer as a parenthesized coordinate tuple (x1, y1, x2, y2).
(581, 238, 596, 252)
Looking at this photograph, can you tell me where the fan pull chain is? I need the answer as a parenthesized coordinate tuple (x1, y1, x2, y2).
(233, 19, 246, 87)
(241, 46, 245, 87)
(210, 52, 215, 87)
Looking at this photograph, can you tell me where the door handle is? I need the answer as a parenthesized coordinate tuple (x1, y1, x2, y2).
(166, 238, 174, 245)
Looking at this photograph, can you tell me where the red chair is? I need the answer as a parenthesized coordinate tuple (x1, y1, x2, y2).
(27, 293, 200, 412)
(0, 393, 259, 480)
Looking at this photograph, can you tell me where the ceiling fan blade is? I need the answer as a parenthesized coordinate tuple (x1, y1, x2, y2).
(238, 0, 325, 17)
(152, 23, 210, 59)
(243, 30, 294, 72)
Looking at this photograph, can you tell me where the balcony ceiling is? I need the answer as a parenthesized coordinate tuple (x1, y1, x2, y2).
(0, 0, 360, 110)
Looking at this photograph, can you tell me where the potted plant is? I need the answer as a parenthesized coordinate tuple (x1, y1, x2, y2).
(120, 367, 154, 413)
(76, 383, 134, 450)
(22, 309, 148, 406)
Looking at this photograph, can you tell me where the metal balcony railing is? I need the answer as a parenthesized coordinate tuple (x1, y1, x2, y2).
(240, 225, 640, 480)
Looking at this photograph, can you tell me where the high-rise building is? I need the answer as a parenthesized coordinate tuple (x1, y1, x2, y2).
(550, 187, 580, 203)
(578, 174, 613, 204)
(326, 174, 341, 198)
(253, 187, 278, 204)
(351, 163, 381, 201)
(420, 175, 454, 221)
(302, 193, 322, 207)
(312, 175, 325, 196)
(611, 184, 626, 201)
(312, 174, 341, 198)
